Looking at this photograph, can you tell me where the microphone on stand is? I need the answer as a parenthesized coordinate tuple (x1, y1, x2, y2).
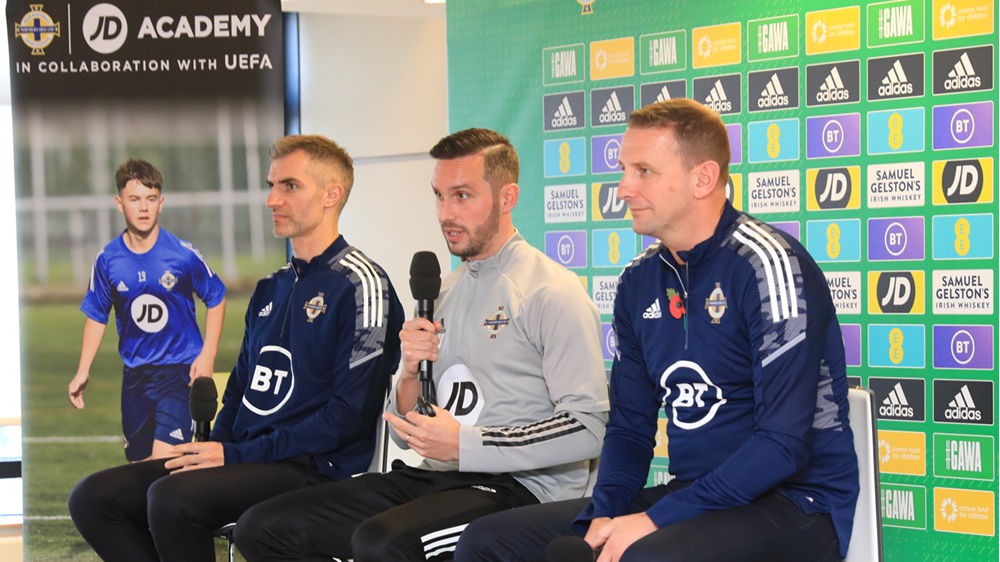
(409, 251, 441, 417)
(189, 377, 218, 442)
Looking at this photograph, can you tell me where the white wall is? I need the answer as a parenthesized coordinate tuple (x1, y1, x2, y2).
(297, 11, 452, 466)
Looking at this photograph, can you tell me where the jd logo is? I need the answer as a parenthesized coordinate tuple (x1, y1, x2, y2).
(941, 160, 983, 204)
(877, 272, 915, 313)
(598, 183, 628, 219)
(439, 364, 484, 424)
(659, 360, 726, 430)
(815, 168, 852, 209)
(83, 3, 127, 54)
(243, 346, 296, 416)
(130, 294, 168, 333)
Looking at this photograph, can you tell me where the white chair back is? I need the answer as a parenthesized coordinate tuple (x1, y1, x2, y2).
(845, 387, 884, 562)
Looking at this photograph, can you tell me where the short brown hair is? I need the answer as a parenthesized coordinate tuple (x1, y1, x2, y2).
(115, 159, 163, 192)
(270, 135, 355, 210)
(628, 99, 730, 187)
(429, 128, 519, 192)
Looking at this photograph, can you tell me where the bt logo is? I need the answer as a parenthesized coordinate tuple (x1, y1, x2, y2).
(242, 346, 296, 416)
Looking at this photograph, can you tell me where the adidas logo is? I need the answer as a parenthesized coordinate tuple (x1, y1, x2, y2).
(704, 80, 732, 113)
(816, 66, 851, 102)
(117, 280, 129, 292)
(551, 96, 578, 128)
(169, 428, 184, 441)
(655, 85, 672, 103)
(945, 384, 982, 421)
(879, 382, 914, 418)
(599, 91, 627, 124)
(643, 298, 662, 319)
(757, 73, 790, 108)
(259, 301, 273, 317)
(944, 52, 981, 90)
(878, 59, 913, 96)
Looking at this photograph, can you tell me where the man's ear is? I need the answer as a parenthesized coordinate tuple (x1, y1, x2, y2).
(114, 195, 124, 214)
(692, 161, 721, 200)
(499, 182, 520, 213)
(325, 183, 345, 209)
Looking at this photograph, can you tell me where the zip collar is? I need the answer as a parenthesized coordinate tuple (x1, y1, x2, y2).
(463, 230, 526, 279)
(663, 200, 741, 268)
(289, 235, 349, 279)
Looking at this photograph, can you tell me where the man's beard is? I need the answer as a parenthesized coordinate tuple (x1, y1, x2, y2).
(444, 196, 501, 259)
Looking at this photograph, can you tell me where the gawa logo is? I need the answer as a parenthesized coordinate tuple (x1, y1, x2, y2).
(934, 379, 993, 426)
(748, 67, 799, 112)
(806, 60, 861, 106)
(243, 345, 295, 416)
(870, 377, 925, 421)
(693, 74, 742, 115)
(659, 360, 726, 430)
(868, 53, 925, 101)
(933, 45, 993, 95)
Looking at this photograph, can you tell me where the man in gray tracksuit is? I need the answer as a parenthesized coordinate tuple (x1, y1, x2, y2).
(235, 128, 609, 562)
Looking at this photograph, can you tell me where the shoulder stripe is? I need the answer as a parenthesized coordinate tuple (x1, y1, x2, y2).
(179, 240, 215, 278)
(346, 251, 384, 328)
(339, 257, 372, 329)
(742, 221, 799, 317)
(732, 230, 782, 322)
(89, 251, 103, 292)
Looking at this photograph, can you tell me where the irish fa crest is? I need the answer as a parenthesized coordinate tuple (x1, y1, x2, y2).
(15, 5, 61, 55)
(483, 306, 510, 339)
(304, 293, 328, 322)
(159, 271, 178, 290)
(705, 283, 728, 324)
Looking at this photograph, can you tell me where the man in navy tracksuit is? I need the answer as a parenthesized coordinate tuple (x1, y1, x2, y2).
(456, 99, 858, 562)
(69, 135, 404, 562)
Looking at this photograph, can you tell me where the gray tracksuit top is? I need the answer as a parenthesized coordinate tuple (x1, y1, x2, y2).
(389, 232, 610, 502)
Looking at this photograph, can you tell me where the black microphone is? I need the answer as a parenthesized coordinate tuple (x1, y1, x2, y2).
(189, 377, 218, 442)
(409, 251, 441, 417)
(546, 537, 600, 562)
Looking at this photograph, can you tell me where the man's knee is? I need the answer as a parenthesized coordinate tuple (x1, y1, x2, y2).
(68, 472, 106, 523)
(145, 474, 197, 527)
(352, 516, 420, 562)
(454, 516, 504, 562)
(233, 502, 297, 560)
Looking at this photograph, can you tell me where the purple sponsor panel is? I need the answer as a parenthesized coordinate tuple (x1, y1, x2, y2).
(602, 323, 617, 361)
(592, 134, 625, 175)
(770, 221, 800, 240)
(727, 123, 742, 165)
(841, 324, 862, 367)
(544, 230, 588, 269)
(806, 114, 861, 159)
(868, 217, 925, 261)
(933, 325, 994, 370)
(641, 235, 659, 250)
(933, 102, 995, 150)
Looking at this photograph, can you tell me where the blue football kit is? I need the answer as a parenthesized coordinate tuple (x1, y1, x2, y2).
(81, 228, 227, 460)
(580, 201, 860, 556)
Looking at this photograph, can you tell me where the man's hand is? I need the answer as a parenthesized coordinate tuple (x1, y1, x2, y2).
(399, 317, 443, 380)
(163, 441, 224, 473)
(68, 372, 90, 409)
(189, 352, 216, 384)
(382, 406, 459, 461)
(586, 513, 658, 562)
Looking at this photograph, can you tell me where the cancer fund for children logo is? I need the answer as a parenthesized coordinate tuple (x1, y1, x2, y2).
(692, 22, 741, 68)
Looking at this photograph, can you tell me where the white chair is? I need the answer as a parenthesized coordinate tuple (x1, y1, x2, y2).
(845, 387, 884, 562)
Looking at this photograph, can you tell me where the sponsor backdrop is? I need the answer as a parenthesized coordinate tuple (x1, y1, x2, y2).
(7, 0, 284, 551)
(446, 0, 997, 559)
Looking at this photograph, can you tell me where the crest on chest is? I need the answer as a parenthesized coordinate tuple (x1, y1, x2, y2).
(483, 306, 510, 339)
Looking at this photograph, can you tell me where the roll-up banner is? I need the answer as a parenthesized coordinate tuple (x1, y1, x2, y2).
(7, 0, 283, 552)
(445, 1, 997, 559)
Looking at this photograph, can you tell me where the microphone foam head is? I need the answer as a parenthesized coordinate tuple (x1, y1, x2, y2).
(546, 536, 595, 562)
(409, 251, 442, 300)
(189, 377, 219, 422)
